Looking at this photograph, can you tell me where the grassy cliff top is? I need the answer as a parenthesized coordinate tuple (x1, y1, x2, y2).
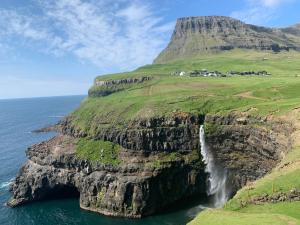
(70, 50, 300, 133)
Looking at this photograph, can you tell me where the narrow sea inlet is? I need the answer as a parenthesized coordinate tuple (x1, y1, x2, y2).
(0, 96, 207, 225)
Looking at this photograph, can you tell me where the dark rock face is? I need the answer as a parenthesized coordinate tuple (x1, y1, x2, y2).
(204, 114, 294, 194)
(154, 16, 300, 63)
(61, 113, 205, 152)
(8, 136, 206, 218)
(8, 112, 294, 218)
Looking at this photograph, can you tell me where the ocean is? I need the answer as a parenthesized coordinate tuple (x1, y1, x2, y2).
(0, 96, 205, 225)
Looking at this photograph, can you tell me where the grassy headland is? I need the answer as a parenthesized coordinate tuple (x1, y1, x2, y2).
(70, 50, 300, 135)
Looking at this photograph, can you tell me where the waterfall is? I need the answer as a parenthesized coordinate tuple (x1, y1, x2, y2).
(199, 125, 228, 208)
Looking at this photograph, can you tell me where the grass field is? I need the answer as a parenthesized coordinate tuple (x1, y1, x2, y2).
(70, 50, 300, 135)
(76, 138, 121, 166)
(188, 209, 300, 225)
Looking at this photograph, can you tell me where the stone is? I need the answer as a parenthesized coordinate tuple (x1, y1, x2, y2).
(8, 112, 294, 218)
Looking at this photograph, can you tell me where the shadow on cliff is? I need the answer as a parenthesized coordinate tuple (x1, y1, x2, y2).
(41, 184, 80, 201)
(156, 194, 209, 215)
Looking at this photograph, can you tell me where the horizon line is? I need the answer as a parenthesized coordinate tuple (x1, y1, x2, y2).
(0, 94, 87, 101)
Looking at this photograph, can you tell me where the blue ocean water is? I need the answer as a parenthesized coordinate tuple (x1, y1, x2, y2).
(0, 96, 205, 225)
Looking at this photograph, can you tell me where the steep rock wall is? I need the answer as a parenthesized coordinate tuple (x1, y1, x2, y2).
(8, 112, 294, 218)
(61, 113, 205, 152)
(89, 76, 152, 97)
(8, 135, 206, 218)
(205, 114, 294, 194)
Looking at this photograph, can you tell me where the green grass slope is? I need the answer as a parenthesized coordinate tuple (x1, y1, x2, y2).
(69, 49, 300, 224)
(70, 50, 300, 135)
(188, 209, 299, 225)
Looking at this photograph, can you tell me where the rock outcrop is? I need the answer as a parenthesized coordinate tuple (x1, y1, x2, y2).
(204, 114, 294, 194)
(8, 115, 207, 218)
(154, 16, 300, 63)
(61, 113, 205, 152)
(89, 76, 152, 97)
(249, 189, 300, 204)
(8, 112, 294, 218)
(94, 77, 152, 87)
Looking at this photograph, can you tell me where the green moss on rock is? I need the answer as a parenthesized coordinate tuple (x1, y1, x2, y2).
(88, 84, 127, 97)
(76, 138, 121, 166)
(204, 122, 222, 136)
(147, 150, 201, 170)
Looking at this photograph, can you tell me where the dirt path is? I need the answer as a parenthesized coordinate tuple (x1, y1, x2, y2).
(235, 91, 266, 100)
(280, 107, 300, 147)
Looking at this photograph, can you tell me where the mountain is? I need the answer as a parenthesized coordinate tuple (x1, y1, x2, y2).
(7, 15, 300, 224)
(154, 16, 300, 64)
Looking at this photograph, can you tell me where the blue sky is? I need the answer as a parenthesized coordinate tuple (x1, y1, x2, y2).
(0, 0, 299, 99)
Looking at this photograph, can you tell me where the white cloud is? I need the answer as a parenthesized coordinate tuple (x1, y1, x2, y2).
(0, 0, 174, 71)
(257, 0, 293, 7)
(0, 10, 45, 40)
(231, 0, 295, 25)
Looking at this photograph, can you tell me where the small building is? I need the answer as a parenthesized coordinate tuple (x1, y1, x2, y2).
(179, 71, 186, 76)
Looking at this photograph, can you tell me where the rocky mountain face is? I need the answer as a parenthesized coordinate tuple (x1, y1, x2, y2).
(154, 16, 300, 64)
(8, 112, 294, 218)
(8, 135, 206, 218)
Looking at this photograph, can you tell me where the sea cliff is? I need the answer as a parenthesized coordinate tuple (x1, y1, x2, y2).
(8, 112, 293, 218)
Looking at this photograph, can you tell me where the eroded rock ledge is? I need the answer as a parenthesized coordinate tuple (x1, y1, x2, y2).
(94, 76, 152, 87)
(8, 135, 206, 218)
(8, 112, 294, 218)
(89, 76, 152, 97)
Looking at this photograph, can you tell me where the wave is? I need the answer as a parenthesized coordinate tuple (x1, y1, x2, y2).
(48, 115, 64, 118)
(0, 178, 14, 190)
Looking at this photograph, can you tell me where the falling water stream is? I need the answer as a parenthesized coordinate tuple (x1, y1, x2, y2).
(199, 125, 228, 208)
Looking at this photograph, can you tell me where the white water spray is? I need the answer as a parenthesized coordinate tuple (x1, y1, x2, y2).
(199, 125, 228, 208)
(0, 178, 14, 190)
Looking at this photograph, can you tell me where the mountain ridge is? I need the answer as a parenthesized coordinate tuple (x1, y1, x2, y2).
(154, 16, 300, 64)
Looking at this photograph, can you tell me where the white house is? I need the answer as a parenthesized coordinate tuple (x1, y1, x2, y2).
(179, 71, 186, 76)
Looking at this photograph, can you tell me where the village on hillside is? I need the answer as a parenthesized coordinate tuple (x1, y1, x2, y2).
(172, 69, 271, 77)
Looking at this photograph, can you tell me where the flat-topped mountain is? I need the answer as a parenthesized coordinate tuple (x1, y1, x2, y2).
(154, 16, 300, 63)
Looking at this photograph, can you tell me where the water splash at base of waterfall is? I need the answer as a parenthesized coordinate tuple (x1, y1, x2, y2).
(199, 125, 228, 208)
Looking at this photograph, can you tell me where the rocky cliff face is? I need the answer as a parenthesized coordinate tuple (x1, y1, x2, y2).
(8, 112, 294, 218)
(204, 114, 294, 194)
(61, 113, 205, 152)
(8, 114, 207, 218)
(94, 77, 152, 87)
(154, 16, 300, 63)
(89, 76, 152, 97)
(8, 135, 206, 218)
